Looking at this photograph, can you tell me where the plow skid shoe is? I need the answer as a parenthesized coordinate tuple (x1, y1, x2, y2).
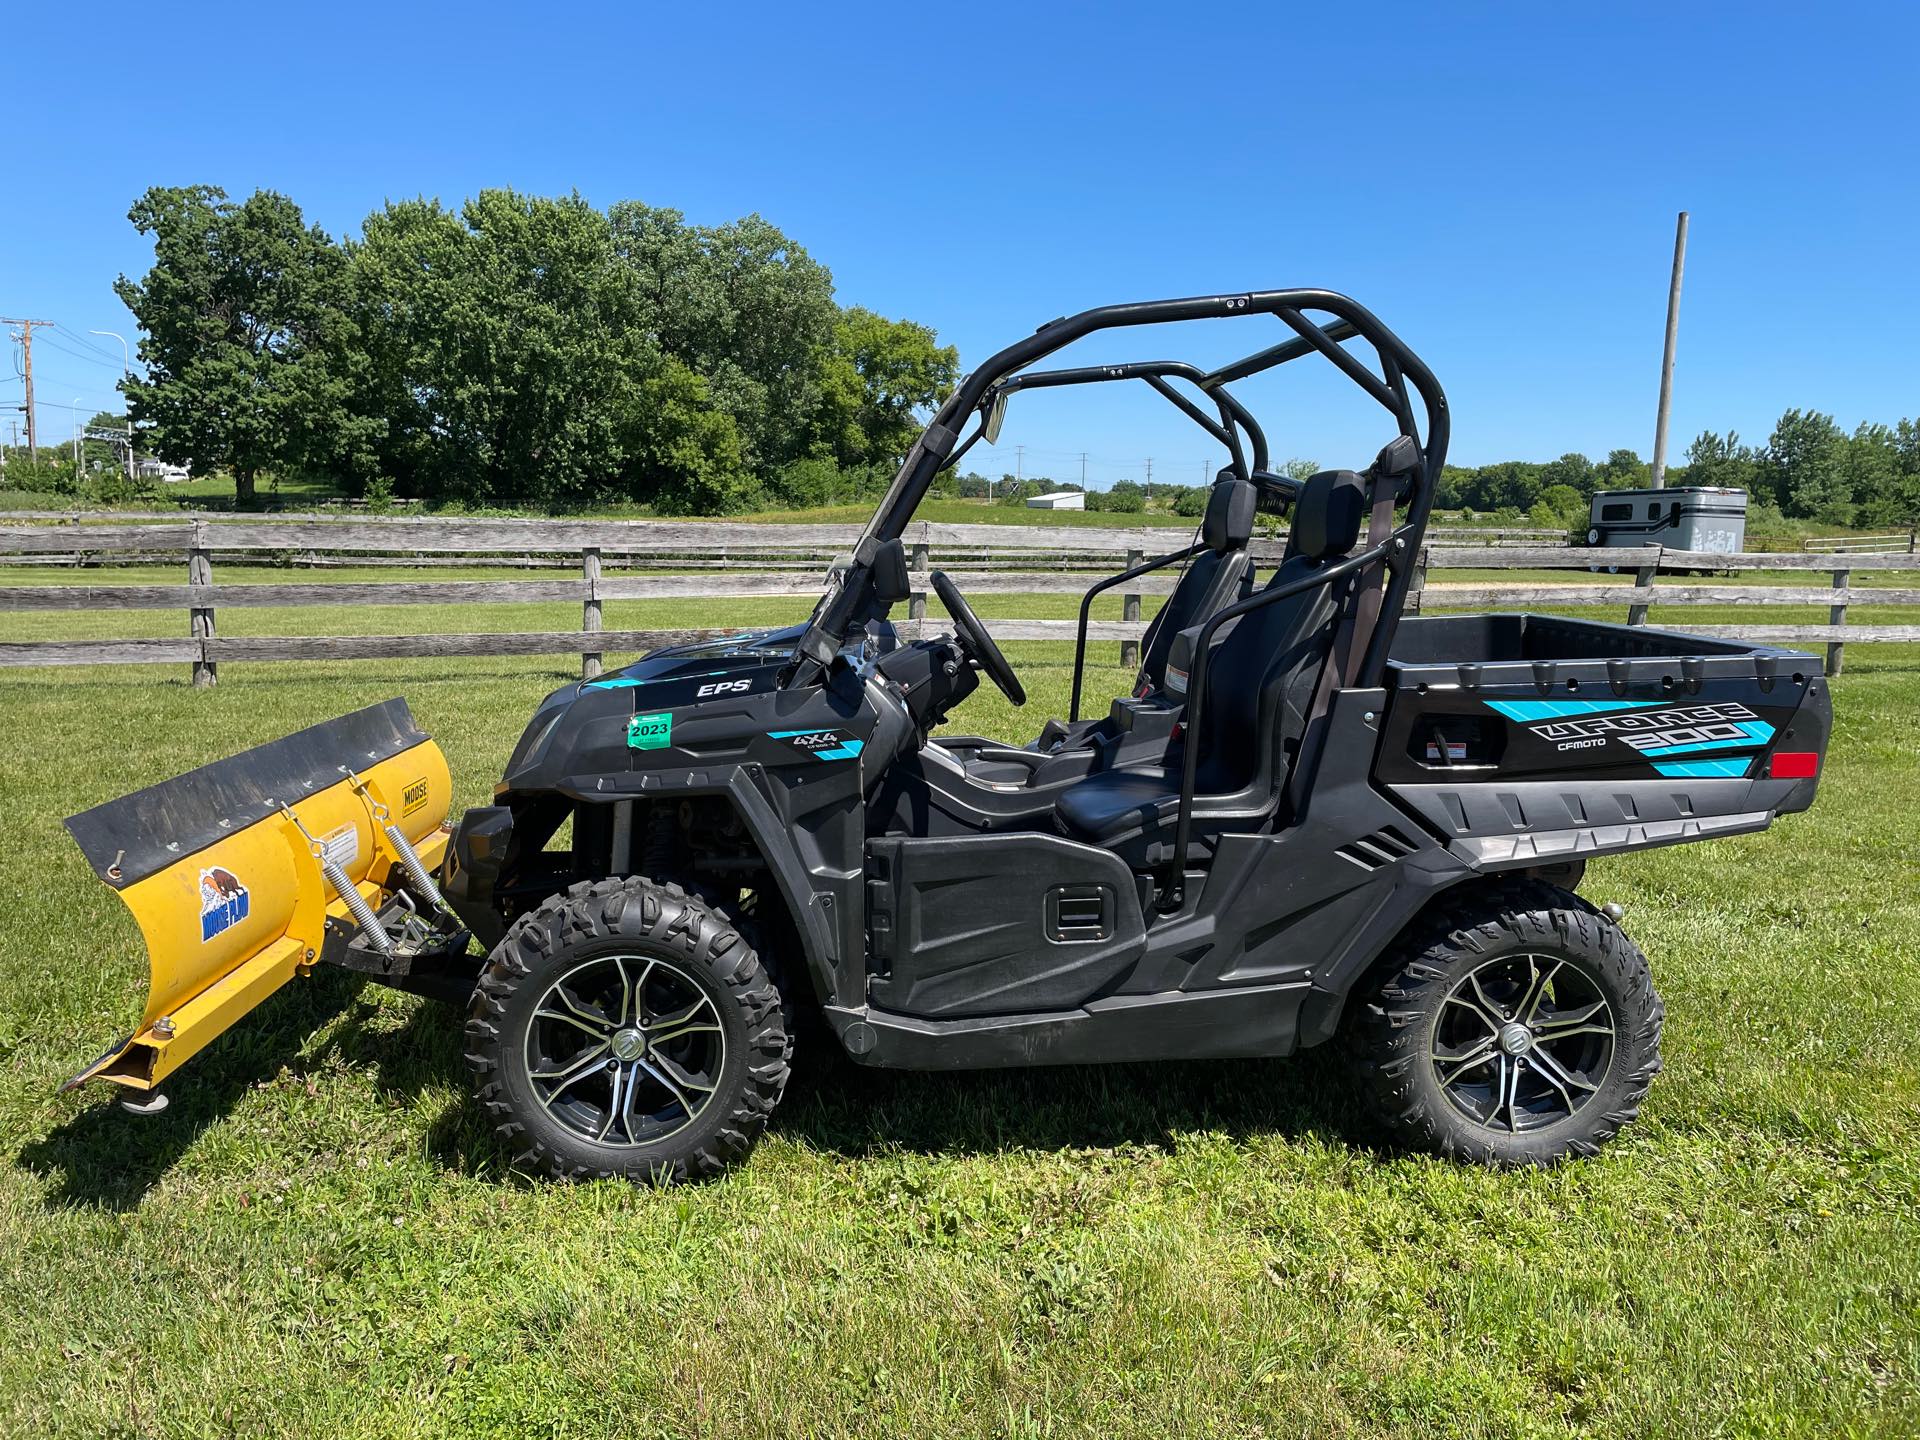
(60, 698, 454, 1093)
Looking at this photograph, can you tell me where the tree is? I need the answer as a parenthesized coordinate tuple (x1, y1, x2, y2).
(1683, 430, 1759, 493)
(1596, 449, 1649, 490)
(350, 190, 752, 510)
(808, 307, 958, 468)
(1841, 422, 1918, 527)
(1539, 452, 1595, 496)
(1762, 409, 1849, 521)
(609, 204, 838, 470)
(115, 186, 376, 506)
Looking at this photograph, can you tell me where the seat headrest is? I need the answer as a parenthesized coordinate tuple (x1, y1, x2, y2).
(1289, 469, 1366, 561)
(1201, 476, 1257, 553)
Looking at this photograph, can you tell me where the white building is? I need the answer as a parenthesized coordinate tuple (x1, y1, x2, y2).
(1026, 491, 1085, 510)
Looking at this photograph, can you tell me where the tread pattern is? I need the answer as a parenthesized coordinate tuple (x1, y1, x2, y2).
(464, 876, 792, 1185)
(1350, 877, 1664, 1166)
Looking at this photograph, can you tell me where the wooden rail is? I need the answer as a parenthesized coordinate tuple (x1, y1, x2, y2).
(1, 516, 1916, 682)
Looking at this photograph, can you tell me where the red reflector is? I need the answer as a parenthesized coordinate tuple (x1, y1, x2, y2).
(1770, 751, 1819, 779)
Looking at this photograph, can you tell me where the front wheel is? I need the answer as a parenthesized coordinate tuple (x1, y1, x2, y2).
(465, 877, 790, 1184)
(1349, 880, 1663, 1166)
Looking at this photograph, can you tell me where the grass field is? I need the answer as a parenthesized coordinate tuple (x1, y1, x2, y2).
(1, 588, 1917, 1437)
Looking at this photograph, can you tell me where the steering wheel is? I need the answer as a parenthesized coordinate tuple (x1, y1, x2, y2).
(930, 570, 1025, 706)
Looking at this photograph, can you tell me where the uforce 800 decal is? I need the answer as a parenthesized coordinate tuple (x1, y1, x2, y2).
(1487, 699, 1775, 757)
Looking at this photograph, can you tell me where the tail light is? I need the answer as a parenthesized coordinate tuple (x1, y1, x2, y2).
(1769, 751, 1820, 779)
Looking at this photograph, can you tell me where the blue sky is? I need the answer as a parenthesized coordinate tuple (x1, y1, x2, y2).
(5, 2, 1915, 487)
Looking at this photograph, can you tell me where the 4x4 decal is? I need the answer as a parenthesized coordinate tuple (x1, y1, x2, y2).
(767, 728, 865, 762)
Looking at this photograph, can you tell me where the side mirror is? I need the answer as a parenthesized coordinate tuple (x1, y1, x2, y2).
(981, 390, 1008, 445)
(870, 537, 912, 604)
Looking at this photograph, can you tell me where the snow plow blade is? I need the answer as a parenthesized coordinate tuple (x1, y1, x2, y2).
(59, 698, 454, 1093)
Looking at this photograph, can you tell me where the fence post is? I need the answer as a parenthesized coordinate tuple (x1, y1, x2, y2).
(1828, 566, 1850, 676)
(1120, 547, 1143, 669)
(581, 546, 603, 680)
(909, 540, 929, 624)
(1407, 545, 1429, 615)
(1627, 549, 1659, 626)
(188, 520, 216, 688)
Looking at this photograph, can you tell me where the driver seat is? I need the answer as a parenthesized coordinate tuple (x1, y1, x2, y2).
(1051, 468, 1367, 867)
(949, 474, 1259, 785)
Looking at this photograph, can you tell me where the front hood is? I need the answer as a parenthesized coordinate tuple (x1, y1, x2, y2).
(496, 619, 896, 795)
(638, 622, 808, 665)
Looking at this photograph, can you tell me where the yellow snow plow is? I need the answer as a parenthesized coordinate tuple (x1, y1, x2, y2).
(61, 699, 463, 1094)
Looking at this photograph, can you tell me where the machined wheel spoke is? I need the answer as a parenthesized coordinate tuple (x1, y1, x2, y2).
(1526, 1043, 1600, 1095)
(1533, 1001, 1611, 1044)
(551, 981, 615, 1032)
(533, 1046, 611, 1098)
(1435, 1036, 1499, 1090)
(1443, 988, 1504, 1035)
(524, 952, 729, 1147)
(1427, 948, 1621, 1137)
(1516, 958, 1563, 1023)
(1524, 1053, 1577, 1115)
(637, 1056, 706, 1118)
(534, 1007, 613, 1042)
(650, 1051, 718, 1096)
(1467, 971, 1510, 1025)
(598, 1062, 631, 1143)
(646, 996, 722, 1047)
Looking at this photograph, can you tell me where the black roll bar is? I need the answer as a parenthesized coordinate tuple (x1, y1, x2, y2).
(797, 290, 1448, 690)
(1160, 531, 1400, 908)
(995, 360, 1270, 477)
(1066, 541, 1206, 723)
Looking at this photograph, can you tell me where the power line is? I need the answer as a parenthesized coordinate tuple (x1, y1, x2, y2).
(34, 330, 128, 371)
(55, 324, 133, 364)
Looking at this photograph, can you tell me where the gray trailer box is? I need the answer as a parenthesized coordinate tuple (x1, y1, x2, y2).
(1586, 486, 1747, 554)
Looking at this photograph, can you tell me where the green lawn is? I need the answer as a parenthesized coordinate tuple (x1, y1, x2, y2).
(0, 596, 1916, 1436)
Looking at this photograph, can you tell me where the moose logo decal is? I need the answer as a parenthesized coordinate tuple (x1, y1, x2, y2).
(198, 866, 250, 943)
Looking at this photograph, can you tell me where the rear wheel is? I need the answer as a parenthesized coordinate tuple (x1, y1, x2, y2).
(1350, 880, 1662, 1165)
(465, 877, 790, 1184)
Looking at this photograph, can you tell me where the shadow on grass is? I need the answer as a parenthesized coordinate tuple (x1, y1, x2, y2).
(14, 971, 485, 1211)
(770, 1040, 1371, 1164)
(18, 978, 1371, 1206)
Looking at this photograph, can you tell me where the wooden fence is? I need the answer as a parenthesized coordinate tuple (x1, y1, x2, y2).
(1, 517, 1916, 685)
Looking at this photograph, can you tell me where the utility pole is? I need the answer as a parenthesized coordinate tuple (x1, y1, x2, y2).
(1650, 211, 1689, 489)
(1144, 457, 1153, 491)
(72, 398, 82, 474)
(3, 318, 53, 460)
(1079, 453, 1088, 487)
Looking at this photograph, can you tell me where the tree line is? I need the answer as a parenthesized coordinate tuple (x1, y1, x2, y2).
(1433, 416, 1920, 531)
(107, 186, 959, 513)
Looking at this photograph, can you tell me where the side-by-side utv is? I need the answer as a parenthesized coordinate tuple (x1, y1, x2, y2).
(60, 289, 1830, 1181)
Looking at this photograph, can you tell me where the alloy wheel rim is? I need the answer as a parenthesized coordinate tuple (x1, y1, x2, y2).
(1429, 952, 1615, 1134)
(522, 952, 727, 1147)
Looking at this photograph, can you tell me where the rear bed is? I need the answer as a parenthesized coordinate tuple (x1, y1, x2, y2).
(1372, 613, 1830, 869)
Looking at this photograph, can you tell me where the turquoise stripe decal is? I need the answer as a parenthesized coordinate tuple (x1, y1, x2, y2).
(588, 669, 735, 690)
(1638, 720, 1775, 757)
(1653, 758, 1752, 778)
(1483, 698, 1662, 721)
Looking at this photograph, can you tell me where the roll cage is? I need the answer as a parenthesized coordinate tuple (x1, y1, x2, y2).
(792, 289, 1450, 693)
